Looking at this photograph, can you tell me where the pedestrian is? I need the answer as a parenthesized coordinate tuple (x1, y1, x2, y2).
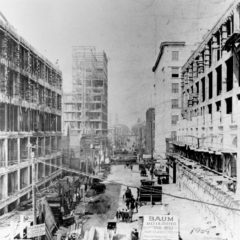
(116, 210, 119, 222)
(135, 199, 138, 213)
(128, 208, 133, 222)
(121, 209, 125, 222)
(126, 199, 130, 210)
(125, 187, 132, 200)
(150, 168, 154, 180)
(130, 165, 133, 171)
(76, 191, 80, 203)
(130, 199, 135, 212)
(118, 209, 122, 221)
(73, 192, 76, 209)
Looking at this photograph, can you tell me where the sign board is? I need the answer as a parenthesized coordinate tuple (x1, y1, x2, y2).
(27, 224, 46, 238)
(141, 215, 179, 240)
(143, 154, 152, 159)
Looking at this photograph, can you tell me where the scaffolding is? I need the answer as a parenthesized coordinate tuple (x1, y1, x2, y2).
(68, 46, 108, 135)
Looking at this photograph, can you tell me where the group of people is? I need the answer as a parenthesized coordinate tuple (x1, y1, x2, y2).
(115, 187, 139, 223)
(116, 208, 133, 222)
(65, 191, 81, 211)
(123, 187, 138, 211)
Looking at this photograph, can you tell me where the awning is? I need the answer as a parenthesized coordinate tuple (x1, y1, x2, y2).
(194, 148, 208, 152)
(189, 146, 197, 151)
(221, 149, 237, 154)
(172, 142, 185, 147)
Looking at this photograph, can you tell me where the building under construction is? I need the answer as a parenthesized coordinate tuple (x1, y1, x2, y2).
(63, 47, 108, 169)
(0, 14, 63, 214)
(64, 46, 108, 135)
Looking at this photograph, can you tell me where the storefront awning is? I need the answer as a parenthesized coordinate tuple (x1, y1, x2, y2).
(195, 148, 208, 152)
(221, 149, 237, 154)
(172, 142, 185, 147)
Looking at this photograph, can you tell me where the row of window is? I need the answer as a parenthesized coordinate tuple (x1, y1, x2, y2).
(187, 97, 233, 122)
(182, 16, 233, 81)
(1, 66, 62, 110)
(0, 103, 61, 132)
(6, 136, 61, 164)
(183, 56, 235, 107)
(0, 30, 62, 89)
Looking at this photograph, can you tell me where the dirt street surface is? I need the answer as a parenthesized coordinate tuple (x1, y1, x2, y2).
(82, 182, 121, 232)
(83, 164, 225, 240)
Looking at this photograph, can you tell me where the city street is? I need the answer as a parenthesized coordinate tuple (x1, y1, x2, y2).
(106, 164, 226, 240)
(0, 1, 240, 239)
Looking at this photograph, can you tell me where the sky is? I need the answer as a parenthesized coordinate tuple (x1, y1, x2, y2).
(0, 0, 233, 127)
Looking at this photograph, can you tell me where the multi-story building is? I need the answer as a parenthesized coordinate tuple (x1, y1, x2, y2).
(63, 47, 108, 171)
(131, 120, 146, 156)
(177, 0, 240, 191)
(0, 15, 63, 214)
(152, 42, 193, 159)
(167, 2, 240, 239)
(63, 46, 108, 136)
(112, 124, 130, 152)
(145, 108, 155, 156)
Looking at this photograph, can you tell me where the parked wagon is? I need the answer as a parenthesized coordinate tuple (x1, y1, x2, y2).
(154, 170, 169, 184)
(139, 163, 145, 171)
(107, 220, 117, 233)
(91, 182, 106, 194)
(140, 168, 147, 177)
(138, 185, 162, 206)
(140, 179, 154, 186)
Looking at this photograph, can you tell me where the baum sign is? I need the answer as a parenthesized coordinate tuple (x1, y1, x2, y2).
(141, 215, 179, 240)
(27, 224, 46, 238)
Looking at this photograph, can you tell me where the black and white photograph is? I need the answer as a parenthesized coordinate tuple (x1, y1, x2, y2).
(0, 0, 239, 239)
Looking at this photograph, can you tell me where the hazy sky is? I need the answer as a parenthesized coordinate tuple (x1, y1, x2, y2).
(0, 0, 232, 127)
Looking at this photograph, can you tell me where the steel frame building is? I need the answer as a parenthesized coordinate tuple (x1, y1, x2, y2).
(63, 46, 108, 136)
(0, 14, 63, 214)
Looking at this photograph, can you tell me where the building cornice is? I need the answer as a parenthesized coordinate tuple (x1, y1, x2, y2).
(152, 41, 185, 72)
(182, 0, 237, 72)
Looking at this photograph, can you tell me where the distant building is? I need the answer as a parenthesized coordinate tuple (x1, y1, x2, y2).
(112, 124, 130, 151)
(152, 42, 193, 159)
(63, 47, 108, 169)
(145, 108, 155, 156)
(63, 46, 108, 135)
(131, 120, 146, 156)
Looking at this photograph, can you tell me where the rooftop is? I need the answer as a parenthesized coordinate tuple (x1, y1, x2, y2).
(152, 41, 185, 72)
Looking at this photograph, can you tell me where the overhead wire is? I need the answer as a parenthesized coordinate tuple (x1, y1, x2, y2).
(36, 159, 240, 213)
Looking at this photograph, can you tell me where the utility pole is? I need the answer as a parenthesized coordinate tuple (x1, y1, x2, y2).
(150, 118, 153, 161)
(28, 145, 37, 225)
(197, 138, 200, 149)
